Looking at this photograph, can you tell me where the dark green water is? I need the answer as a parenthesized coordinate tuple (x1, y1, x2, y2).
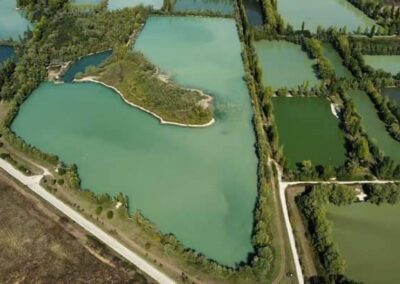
(322, 43, 352, 79)
(277, 0, 375, 32)
(12, 17, 257, 266)
(243, 0, 263, 26)
(328, 202, 400, 283)
(0, 45, 15, 65)
(174, 0, 234, 14)
(0, 0, 31, 39)
(255, 40, 320, 90)
(62, 50, 112, 82)
(382, 87, 400, 105)
(349, 90, 400, 163)
(272, 97, 346, 169)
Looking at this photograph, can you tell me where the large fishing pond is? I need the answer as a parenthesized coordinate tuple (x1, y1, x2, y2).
(277, 0, 375, 32)
(364, 55, 400, 75)
(328, 202, 400, 283)
(255, 40, 320, 90)
(272, 97, 345, 169)
(0, 0, 31, 40)
(12, 16, 257, 266)
(349, 90, 400, 163)
(174, 0, 234, 14)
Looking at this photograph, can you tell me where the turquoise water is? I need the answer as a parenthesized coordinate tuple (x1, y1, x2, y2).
(62, 50, 112, 82)
(0, 0, 31, 40)
(254, 40, 320, 90)
(364, 55, 400, 75)
(12, 17, 257, 266)
(272, 97, 346, 169)
(322, 43, 353, 79)
(108, 0, 163, 10)
(71, 0, 163, 10)
(174, 0, 234, 14)
(349, 90, 400, 163)
(277, 0, 375, 32)
(0, 45, 15, 65)
(382, 87, 400, 105)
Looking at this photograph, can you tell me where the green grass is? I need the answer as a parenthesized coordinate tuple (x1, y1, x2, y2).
(82, 52, 213, 125)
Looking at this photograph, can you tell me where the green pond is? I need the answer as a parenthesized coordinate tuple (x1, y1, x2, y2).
(0, 45, 15, 65)
(254, 40, 320, 90)
(328, 202, 400, 283)
(364, 55, 400, 75)
(62, 50, 112, 82)
(0, 0, 31, 40)
(272, 97, 345, 169)
(12, 16, 257, 266)
(174, 0, 234, 15)
(322, 43, 353, 79)
(382, 87, 400, 105)
(348, 90, 400, 163)
(277, 0, 375, 32)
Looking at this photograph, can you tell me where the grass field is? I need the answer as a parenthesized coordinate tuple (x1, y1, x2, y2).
(0, 171, 150, 283)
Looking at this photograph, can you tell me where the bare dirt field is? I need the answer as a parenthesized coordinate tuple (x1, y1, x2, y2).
(0, 170, 151, 284)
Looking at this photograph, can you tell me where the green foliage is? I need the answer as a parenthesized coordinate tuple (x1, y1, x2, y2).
(107, 210, 114, 219)
(95, 206, 103, 215)
(363, 183, 400, 205)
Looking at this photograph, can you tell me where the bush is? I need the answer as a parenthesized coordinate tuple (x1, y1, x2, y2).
(95, 206, 103, 215)
(107, 210, 114, 219)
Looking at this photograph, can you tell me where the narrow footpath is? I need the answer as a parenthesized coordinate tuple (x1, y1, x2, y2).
(272, 159, 398, 284)
(0, 158, 175, 284)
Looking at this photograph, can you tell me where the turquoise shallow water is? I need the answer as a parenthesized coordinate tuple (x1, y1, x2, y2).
(62, 50, 112, 82)
(322, 43, 352, 79)
(382, 87, 400, 105)
(0, 0, 31, 40)
(364, 55, 400, 75)
(12, 16, 257, 266)
(255, 40, 320, 90)
(277, 0, 375, 32)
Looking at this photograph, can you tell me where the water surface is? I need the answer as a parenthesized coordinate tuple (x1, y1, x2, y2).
(0, 0, 31, 39)
(12, 16, 257, 266)
(277, 0, 375, 32)
(348, 90, 400, 163)
(255, 40, 320, 89)
(272, 97, 345, 169)
(243, 0, 263, 26)
(71, 0, 163, 9)
(322, 43, 352, 79)
(62, 50, 112, 82)
(328, 202, 400, 283)
(0, 45, 15, 65)
(364, 55, 400, 75)
(382, 87, 400, 105)
(174, 0, 234, 14)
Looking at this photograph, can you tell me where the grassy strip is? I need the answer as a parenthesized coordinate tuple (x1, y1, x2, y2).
(79, 50, 213, 126)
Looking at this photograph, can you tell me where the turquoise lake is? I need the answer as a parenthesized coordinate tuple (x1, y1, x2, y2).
(364, 55, 400, 75)
(0, 0, 31, 40)
(12, 16, 257, 266)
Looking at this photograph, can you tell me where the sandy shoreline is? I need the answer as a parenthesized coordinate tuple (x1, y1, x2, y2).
(74, 77, 215, 128)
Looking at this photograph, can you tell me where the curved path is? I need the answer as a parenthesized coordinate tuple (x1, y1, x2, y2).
(272, 159, 398, 284)
(0, 158, 176, 284)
